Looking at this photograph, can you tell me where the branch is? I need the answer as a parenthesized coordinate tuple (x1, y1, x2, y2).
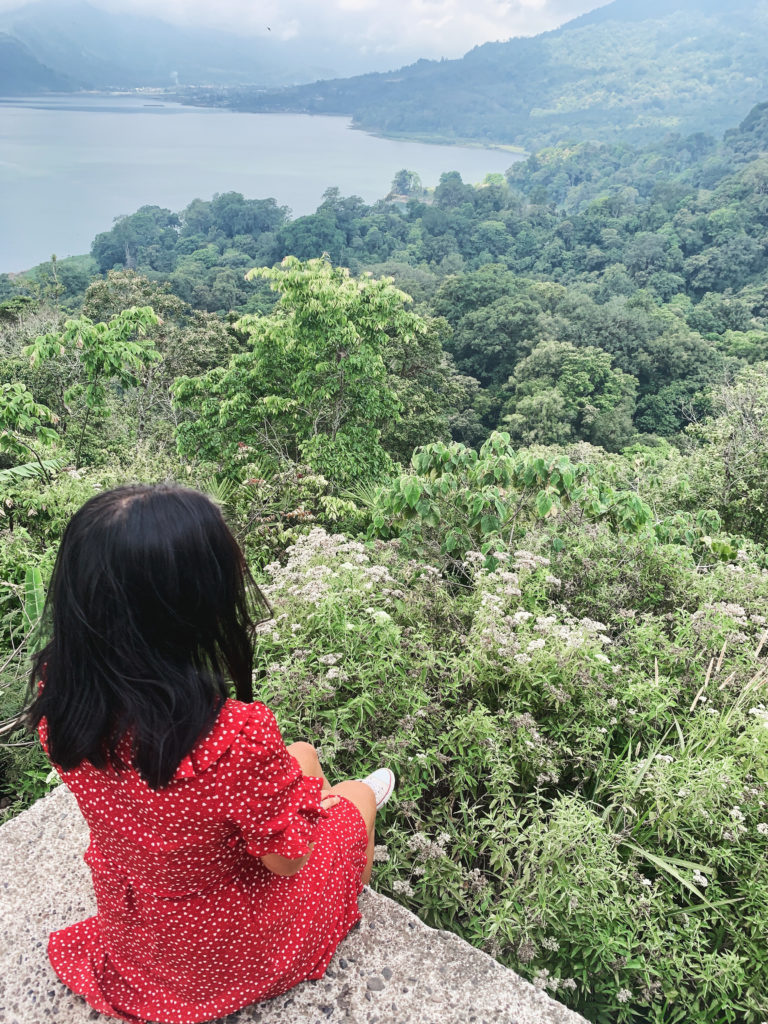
(0, 711, 29, 739)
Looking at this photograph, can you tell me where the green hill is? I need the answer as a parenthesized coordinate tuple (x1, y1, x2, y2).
(200, 0, 768, 150)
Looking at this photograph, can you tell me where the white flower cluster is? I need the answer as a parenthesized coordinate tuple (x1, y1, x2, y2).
(513, 550, 551, 571)
(532, 969, 577, 993)
(392, 880, 414, 897)
(365, 607, 392, 625)
(469, 567, 615, 667)
(259, 528, 402, 613)
(465, 867, 489, 893)
(690, 602, 766, 645)
(407, 830, 451, 861)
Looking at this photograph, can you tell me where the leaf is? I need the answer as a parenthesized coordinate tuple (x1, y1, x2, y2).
(535, 491, 553, 518)
(622, 842, 722, 913)
(403, 479, 421, 510)
(0, 458, 63, 484)
(425, 507, 440, 529)
(480, 514, 500, 535)
(23, 566, 45, 632)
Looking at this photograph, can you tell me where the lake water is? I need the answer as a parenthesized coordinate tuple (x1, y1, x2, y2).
(0, 95, 521, 274)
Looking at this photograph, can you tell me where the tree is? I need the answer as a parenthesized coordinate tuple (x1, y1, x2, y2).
(388, 169, 422, 197)
(502, 340, 638, 450)
(80, 271, 241, 442)
(173, 258, 430, 486)
(434, 172, 474, 210)
(448, 291, 543, 389)
(208, 193, 288, 238)
(0, 382, 59, 480)
(684, 365, 768, 543)
(379, 316, 479, 464)
(25, 307, 160, 465)
(91, 206, 180, 273)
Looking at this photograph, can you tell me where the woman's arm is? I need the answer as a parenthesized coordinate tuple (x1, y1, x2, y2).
(260, 844, 314, 877)
(258, 792, 339, 876)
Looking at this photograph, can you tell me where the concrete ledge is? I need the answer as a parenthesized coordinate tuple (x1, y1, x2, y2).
(0, 786, 588, 1024)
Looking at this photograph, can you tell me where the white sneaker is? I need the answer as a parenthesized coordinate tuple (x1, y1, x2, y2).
(360, 768, 395, 809)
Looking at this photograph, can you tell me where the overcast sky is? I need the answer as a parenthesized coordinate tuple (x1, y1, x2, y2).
(0, 0, 614, 60)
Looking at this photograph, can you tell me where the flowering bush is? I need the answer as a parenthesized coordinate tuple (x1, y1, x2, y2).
(1, 466, 767, 1022)
(252, 525, 768, 1023)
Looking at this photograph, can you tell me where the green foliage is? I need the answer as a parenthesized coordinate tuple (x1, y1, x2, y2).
(502, 340, 637, 450)
(682, 367, 768, 545)
(25, 305, 160, 463)
(22, 566, 44, 634)
(246, 524, 768, 1024)
(368, 431, 657, 562)
(174, 257, 429, 485)
(365, 428, 751, 580)
(0, 381, 60, 480)
(26, 306, 160, 413)
(0, 458, 65, 491)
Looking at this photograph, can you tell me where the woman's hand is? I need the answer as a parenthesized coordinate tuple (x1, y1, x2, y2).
(320, 790, 341, 810)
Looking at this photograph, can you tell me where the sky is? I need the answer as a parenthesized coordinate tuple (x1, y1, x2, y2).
(0, 0, 614, 61)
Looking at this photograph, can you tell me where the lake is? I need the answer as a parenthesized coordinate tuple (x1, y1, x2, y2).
(0, 95, 521, 274)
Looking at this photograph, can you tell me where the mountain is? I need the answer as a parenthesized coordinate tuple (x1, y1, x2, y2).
(0, 0, 396, 94)
(0, 32, 75, 94)
(204, 0, 768, 150)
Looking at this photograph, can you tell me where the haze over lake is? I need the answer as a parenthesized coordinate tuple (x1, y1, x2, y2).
(0, 95, 520, 274)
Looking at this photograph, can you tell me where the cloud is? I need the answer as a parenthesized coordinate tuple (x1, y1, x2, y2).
(0, 0, 612, 59)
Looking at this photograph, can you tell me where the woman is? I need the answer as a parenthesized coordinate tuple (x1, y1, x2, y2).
(27, 484, 394, 1024)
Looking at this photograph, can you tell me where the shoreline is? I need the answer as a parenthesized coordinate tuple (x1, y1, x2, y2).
(346, 121, 527, 155)
(0, 89, 528, 157)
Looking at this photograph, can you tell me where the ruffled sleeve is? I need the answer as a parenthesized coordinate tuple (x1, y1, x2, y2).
(224, 703, 326, 861)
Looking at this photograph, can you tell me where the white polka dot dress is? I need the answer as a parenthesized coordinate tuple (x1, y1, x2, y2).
(38, 700, 369, 1024)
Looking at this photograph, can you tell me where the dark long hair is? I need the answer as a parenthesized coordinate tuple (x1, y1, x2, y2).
(27, 484, 270, 788)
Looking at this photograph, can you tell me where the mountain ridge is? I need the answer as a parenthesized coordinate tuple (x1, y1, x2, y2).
(0, 32, 75, 94)
(0, 0, 406, 93)
(188, 0, 768, 150)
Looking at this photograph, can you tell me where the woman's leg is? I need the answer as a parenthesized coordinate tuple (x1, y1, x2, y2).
(286, 743, 377, 885)
(286, 741, 329, 788)
(326, 780, 377, 887)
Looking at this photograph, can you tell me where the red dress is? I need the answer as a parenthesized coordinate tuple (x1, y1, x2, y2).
(39, 699, 369, 1024)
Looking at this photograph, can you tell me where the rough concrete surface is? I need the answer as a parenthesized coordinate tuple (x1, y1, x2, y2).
(0, 785, 588, 1024)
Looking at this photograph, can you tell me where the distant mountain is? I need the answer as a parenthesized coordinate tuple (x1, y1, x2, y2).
(0, 32, 74, 94)
(207, 0, 768, 150)
(0, 0, 395, 94)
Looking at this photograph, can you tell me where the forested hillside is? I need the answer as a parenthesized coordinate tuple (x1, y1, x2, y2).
(1, 81, 768, 1024)
(191, 0, 768, 149)
(0, 32, 74, 94)
(6, 100, 766, 455)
